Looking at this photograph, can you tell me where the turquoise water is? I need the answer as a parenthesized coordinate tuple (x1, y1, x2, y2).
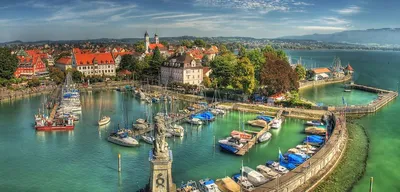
(0, 91, 306, 192)
(288, 50, 400, 191)
(299, 83, 378, 106)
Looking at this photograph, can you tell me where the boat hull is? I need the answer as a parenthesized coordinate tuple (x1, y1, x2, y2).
(107, 136, 139, 147)
(98, 118, 111, 126)
(35, 125, 74, 131)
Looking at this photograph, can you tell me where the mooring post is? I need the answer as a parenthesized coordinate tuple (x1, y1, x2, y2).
(118, 153, 121, 172)
(369, 177, 373, 192)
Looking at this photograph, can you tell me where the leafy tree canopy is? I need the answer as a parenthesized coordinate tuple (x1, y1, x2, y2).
(194, 39, 206, 47)
(295, 64, 306, 80)
(0, 48, 18, 79)
(232, 57, 256, 94)
(134, 41, 145, 53)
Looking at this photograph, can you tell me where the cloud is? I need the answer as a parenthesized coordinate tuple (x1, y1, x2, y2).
(297, 26, 347, 31)
(194, 0, 290, 14)
(317, 17, 349, 25)
(333, 5, 361, 15)
(46, 1, 137, 21)
(151, 14, 202, 20)
(293, 2, 314, 6)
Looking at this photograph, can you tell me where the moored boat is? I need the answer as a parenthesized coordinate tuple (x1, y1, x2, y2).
(167, 124, 184, 137)
(98, 116, 111, 126)
(141, 135, 154, 145)
(305, 126, 326, 135)
(231, 130, 252, 140)
(107, 131, 139, 147)
(199, 178, 221, 192)
(241, 166, 269, 187)
(270, 118, 282, 129)
(179, 180, 201, 192)
(258, 132, 272, 143)
(256, 165, 280, 179)
(35, 118, 74, 131)
(218, 137, 244, 149)
(231, 174, 255, 192)
(219, 143, 239, 154)
(215, 177, 241, 192)
(305, 120, 324, 126)
(186, 117, 203, 125)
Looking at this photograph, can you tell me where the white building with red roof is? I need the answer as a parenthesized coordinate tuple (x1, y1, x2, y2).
(161, 53, 203, 85)
(72, 51, 116, 76)
(55, 56, 72, 71)
(144, 31, 168, 55)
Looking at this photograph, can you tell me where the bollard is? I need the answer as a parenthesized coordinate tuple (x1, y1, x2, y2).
(213, 136, 216, 147)
(369, 177, 373, 192)
(118, 154, 121, 172)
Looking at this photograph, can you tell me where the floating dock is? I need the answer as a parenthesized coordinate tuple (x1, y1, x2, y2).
(236, 110, 282, 156)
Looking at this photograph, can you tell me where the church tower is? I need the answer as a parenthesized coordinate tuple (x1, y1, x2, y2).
(155, 33, 159, 44)
(145, 31, 149, 54)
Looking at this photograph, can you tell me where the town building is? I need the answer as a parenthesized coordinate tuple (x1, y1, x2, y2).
(144, 31, 168, 55)
(311, 68, 331, 81)
(14, 49, 47, 78)
(71, 52, 116, 76)
(161, 53, 203, 85)
(344, 63, 354, 75)
(203, 67, 212, 77)
(55, 56, 72, 71)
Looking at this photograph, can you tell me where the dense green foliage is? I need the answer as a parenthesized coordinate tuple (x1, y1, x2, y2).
(160, 40, 168, 47)
(203, 76, 211, 88)
(49, 67, 65, 84)
(194, 39, 206, 47)
(295, 64, 307, 80)
(28, 77, 40, 87)
(314, 122, 368, 192)
(247, 49, 265, 82)
(181, 40, 193, 48)
(0, 48, 18, 79)
(232, 57, 255, 94)
(210, 53, 236, 88)
(134, 41, 145, 53)
(66, 68, 83, 82)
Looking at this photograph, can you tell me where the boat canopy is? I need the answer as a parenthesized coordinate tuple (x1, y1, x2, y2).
(204, 179, 215, 185)
(256, 115, 273, 123)
(288, 154, 305, 165)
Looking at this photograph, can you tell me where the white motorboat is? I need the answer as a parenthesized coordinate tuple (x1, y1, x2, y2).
(167, 124, 184, 137)
(98, 116, 111, 126)
(258, 132, 272, 143)
(256, 165, 280, 179)
(107, 132, 139, 147)
(266, 161, 289, 174)
(270, 119, 282, 129)
(141, 135, 154, 145)
(199, 178, 221, 192)
(234, 175, 255, 192)
(241, 166, 269, 187)
(218, 137, 244, 149)
(186, 118, 203, 125)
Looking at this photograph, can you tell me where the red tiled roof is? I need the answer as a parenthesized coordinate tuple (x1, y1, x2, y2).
(148, 43, 164, 50)
(203, 67, 211, 76)
(74, 53, 115, 66)
(118, 69, 132, 75)
(270, 93, 285, 99)
(345, 64, 354, 71)
(112, 52, 133, 58)
(312, 68, 331, 74)
(56, 57, 72, 65)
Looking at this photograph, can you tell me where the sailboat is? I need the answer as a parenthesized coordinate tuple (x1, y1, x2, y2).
(141, 104, 154, 144)
(98, 94, 111, 126)
(231, 111, 252, 141)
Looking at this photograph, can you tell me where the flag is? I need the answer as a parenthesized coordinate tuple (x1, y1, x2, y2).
(279, 148, 284, 164)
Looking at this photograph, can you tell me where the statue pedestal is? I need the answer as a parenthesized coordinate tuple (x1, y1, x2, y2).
(149, 150, 176, 192)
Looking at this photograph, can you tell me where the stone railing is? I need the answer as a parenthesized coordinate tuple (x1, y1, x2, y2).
(299, 75, 352, 89)
(254, 114, 347, 192)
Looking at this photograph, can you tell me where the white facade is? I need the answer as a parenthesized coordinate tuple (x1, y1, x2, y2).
(75, 64, 116, 76)
(114, 55, 122, 69)
(161, 56, 203, 85)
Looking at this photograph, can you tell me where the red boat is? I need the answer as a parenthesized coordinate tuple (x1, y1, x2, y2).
(35, 118, 74, 131)
(231, 130, 252, 140)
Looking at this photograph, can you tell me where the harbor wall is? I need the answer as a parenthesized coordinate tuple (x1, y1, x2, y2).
(0, 85, 57, 102)
(254, 114, 348, 192)
(299, 75, 352, 90)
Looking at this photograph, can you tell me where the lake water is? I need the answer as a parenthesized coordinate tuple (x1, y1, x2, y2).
(288, 50, 400, 191)
(0, 91, 306, 192)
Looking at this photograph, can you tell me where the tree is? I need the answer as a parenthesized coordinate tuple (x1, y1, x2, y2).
(49, 67, 65, 84)
(28, 77, 40, 87)
(259, 52, 299, 96)
(160, 40, 168, 47)
(148, 47, 165, 78)
(119, 54, 134, 70)
(210, 53, 236, 87)
(194, 39, 206, 47)
(276, 49, 288, 62)
(71, 69, 83, 82)
(306, 69, 315, 80)
(203, 76, 211, 88)
(295, 65, 306, 80)
(181, 40, 193, 48)
(218, 44, 229, 55)
(247, 49, 265, 82)
(134, 41, 145, 53)
(202, 55, 210, 66)
(238, 46, 247, 58)
(232, 57, 256, 94)
(0, 48, 18, 79)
